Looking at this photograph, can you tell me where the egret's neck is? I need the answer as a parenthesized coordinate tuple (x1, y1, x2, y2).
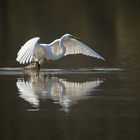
(60, 36, 66, 53)
(53, 36, 66, 60)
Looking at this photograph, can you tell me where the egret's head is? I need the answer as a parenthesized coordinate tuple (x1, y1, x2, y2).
(63, 33, 80, 41)
(64, 33, 73, 38)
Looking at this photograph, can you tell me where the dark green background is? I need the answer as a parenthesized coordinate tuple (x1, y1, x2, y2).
(0, 0, 140, 69)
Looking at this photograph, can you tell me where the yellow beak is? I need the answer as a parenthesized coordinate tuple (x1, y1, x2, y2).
(72, 35, 81, 41)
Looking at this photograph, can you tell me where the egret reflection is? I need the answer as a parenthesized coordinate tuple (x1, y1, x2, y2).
(16, 71, 104, 112)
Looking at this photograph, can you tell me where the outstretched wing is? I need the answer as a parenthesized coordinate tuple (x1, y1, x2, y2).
(16, 37, 40, 64)
(63, 38, 105, 60)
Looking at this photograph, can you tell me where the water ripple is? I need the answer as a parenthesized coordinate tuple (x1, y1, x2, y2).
(0, 67, 125, 75)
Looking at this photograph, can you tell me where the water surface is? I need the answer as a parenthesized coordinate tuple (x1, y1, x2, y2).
(0, 68, 140, 140)
(0, 0, 140, 140)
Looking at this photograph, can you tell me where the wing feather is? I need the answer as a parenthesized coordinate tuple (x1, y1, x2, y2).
(19, 46, 32, 64)
(16, 37, 40, 64)
(63, 38, 105, 60)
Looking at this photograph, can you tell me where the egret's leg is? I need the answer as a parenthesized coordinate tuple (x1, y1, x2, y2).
(32, 61, 40, 69)
(35, 61, 40, 70)
(24, 61, 40, 70)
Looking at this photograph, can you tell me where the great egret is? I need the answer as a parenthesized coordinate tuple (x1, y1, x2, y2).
(16, 33, 105, 69)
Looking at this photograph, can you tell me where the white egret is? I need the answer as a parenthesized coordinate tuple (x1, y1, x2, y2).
(16, 33, 105, 69)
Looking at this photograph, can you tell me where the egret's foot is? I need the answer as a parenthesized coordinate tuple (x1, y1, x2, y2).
(24, 62, 40, 70)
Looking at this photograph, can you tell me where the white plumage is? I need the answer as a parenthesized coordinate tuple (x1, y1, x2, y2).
(16, 33, 105, 66)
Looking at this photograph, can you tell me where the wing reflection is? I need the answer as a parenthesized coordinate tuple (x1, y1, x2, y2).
(16, 71, 104, 112)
